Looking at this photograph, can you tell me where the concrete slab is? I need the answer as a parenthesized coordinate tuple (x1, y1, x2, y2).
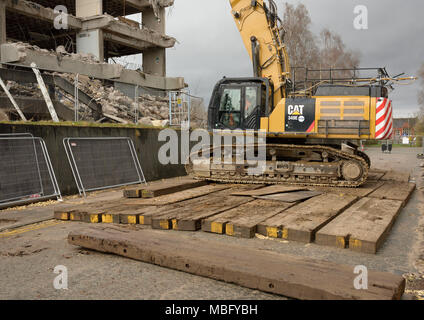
(0, 44, 185, 90)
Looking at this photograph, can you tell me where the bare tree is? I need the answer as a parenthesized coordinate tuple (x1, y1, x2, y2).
(415, 63, 424, 134)
(281, 3, 360, 85)
(190, 97, 208, 128)
(282, 2, 319, 80)
(319, 28, 360, 78)
(418, 64, 424, 109)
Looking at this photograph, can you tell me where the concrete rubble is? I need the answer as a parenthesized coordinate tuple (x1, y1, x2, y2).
(5, 81, 43, 99)
(1, 42, 207, 127)
(54, 73, 171, 126)
(151, 0, 175, 19)
(1, 71, 207, 126)
(12, 42, 104, 65)
(0, 109, 8, 121)
(1, 72, 170, 126)
(1, 43, 171, 126)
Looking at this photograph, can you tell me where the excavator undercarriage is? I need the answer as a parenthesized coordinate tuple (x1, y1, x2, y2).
(186, 143, 369, 188)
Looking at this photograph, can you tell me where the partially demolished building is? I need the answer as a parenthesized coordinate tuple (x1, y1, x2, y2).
(0, 0, 185, 125)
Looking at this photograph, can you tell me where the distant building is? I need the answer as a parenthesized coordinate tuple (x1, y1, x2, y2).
(393, 117, 417, 143)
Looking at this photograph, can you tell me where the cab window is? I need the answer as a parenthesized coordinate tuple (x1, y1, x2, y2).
(219, 88, 241, 112)
(219, 88, 241, 128)
(244, 86, 258, 119)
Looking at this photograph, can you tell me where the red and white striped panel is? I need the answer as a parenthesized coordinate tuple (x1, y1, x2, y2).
(375, 97, 393, 140)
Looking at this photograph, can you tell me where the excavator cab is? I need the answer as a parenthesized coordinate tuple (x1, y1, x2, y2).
(208, 77, 272, 131)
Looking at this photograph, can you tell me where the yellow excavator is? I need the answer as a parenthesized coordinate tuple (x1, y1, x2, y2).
(186, 0, 416, 187)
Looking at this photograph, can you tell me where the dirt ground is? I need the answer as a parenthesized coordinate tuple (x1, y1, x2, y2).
(0, 147, 423, 300)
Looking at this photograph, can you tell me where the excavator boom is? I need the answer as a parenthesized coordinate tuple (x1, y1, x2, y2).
(230, 0, 290, 102)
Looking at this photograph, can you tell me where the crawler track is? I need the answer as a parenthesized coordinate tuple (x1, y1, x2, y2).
(186, 144, 369, 188)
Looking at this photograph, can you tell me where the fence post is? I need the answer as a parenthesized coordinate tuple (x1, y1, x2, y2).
(134, 85, 139, 124)
(168, 91, 172, 125)
(74, 73, 79, 122)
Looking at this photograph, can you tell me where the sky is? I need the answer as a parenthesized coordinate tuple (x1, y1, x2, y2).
(161, 0, 424, 118)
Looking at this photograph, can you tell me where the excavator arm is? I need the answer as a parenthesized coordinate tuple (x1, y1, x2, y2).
(229, 0, 291, 102)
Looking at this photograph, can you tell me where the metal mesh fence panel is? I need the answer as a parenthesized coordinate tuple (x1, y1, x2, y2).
(0, 135, 61, 207)
(169, 90, 191, 128)
(64, 137, 146, 197)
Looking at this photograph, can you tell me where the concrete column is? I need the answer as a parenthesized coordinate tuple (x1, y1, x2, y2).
(0, 0, 6, 63)
(75, 0, 104, 61)
(142, 7, 166, 76)
(76, 29, 104, 61)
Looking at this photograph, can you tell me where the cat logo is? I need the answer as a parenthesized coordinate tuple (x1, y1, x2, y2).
(288, 105, 304, 116)
(285, 98, 316, 133)
(288, 105, 305, 121)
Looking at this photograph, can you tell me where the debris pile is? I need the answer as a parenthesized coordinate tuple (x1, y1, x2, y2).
(1, 73, 170, 125)
(1, 75, 207, 127)
(55, 45, 101, 64)
(4, 81, 43, 98)
(10, 42, 103, 65)
(1, 43, 172, 125)
(0, 42, 209, 127)
(0, 109, 9, 121)
(56, 73, 170, 125)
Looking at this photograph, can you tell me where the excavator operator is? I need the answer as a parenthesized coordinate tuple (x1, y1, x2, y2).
(244, 89, 256, 118)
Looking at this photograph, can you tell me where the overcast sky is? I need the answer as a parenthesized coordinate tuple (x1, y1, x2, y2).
(162, 0, 424, 118)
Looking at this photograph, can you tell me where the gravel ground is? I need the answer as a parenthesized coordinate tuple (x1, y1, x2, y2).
(0, 147, 423, 300)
